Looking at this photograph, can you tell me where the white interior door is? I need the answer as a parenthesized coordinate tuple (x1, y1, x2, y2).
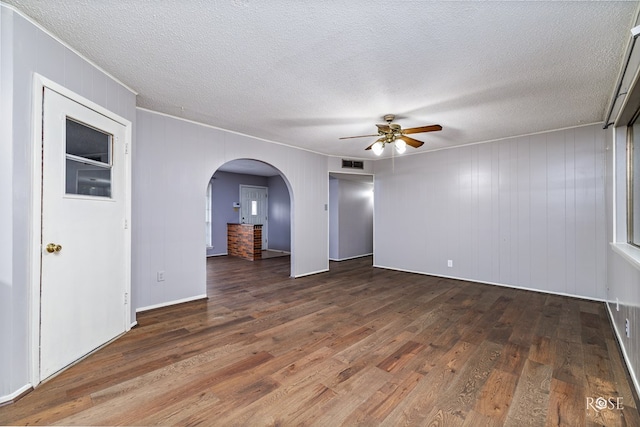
(240, 185, 268, 249)
(40, 88, 129, 380)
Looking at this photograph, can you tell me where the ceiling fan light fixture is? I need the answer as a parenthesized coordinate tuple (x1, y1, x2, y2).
(340, 114, 442, 154)
(372, 141, 384, 156)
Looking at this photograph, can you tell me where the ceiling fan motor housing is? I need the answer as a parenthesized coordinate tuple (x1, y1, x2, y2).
(339, 113, 441, 152)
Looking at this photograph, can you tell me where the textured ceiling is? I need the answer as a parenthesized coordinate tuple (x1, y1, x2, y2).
(5, 1, 639, 159)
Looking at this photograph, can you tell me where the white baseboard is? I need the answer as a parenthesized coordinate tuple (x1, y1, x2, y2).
(372, 264, 606, 303)
(207, 252, 228, 257)
(605, 302, 640, 399)
(0, 383, 33, 406)
(136, 294, 208, 313)
(293, 268, 329, 278)
(330, 253, 373, 262)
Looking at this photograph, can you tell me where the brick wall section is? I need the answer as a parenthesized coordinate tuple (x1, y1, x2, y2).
(227, 223, 262, 261)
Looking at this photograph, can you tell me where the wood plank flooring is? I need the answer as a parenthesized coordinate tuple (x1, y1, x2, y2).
(1, 255, 638, 426)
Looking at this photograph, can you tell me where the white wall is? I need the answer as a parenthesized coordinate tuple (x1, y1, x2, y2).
(3, 0, 632, 405)
(607, 123, 640, 394)
(374, 124, 607, 300)
(0, 3, 15, 402)
(329, 177, 374, 261)
(1, 5, 137, 401)
(133, 109, 329, 310)
(329, 178, 340, 259)
(267, 174, 292, 252)
(607, 250, 640, 392)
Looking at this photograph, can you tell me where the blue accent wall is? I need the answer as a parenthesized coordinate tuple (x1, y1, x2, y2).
(207, 171, 290, 255)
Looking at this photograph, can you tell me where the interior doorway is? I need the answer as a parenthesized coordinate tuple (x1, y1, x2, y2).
(206, 159, 293, 273)
(32, 77, 132, 385)
(329, 173, 374, 265)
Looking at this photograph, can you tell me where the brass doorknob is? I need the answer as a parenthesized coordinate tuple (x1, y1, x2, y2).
(46, 243, 62, 253)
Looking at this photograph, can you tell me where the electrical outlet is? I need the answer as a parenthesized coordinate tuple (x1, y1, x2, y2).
(447, 260, 453, 268)
(625, 318, 630, 338)
(157, 271, 165, 282)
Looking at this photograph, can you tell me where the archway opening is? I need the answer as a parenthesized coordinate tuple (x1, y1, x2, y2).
(205, 159, 293, 283)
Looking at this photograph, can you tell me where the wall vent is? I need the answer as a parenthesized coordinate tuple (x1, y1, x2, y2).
(342, 159, 364, 169)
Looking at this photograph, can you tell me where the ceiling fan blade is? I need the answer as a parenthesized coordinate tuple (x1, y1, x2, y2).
(376, 124, 391, 133)
(399, 135, 424, 148)
(365, 137, 386, 150)
(402, 124, 442, 134)
(339, 134, 380, 140)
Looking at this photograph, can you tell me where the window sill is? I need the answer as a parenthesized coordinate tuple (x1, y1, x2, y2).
(611, 242, 640, 272)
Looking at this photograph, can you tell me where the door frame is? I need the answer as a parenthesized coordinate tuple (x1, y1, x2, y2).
(29, 74, 133, 387)
(239, 184, 269, 249)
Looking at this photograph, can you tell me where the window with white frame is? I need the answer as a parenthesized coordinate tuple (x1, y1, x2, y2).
(628, 116, 640, 247)
(206, 181, 212, 248)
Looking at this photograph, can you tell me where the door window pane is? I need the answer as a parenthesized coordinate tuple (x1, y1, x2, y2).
(65, 118, 112, 197)
(66, 160, 112, 197)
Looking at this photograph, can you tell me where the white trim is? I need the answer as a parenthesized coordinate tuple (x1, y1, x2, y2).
(137, 111, 606, 164)
(611, 242, 640, 272)
(207, 252, 229, 257)
(327, 171, 375, 267)
(0, 383, 33, 406)
(605, 302, 640, 399)
(372, 122, 607, 160)
(326, 172, 331, 267)
(136, 107, 332, 157)
(612, 127, 618, 242)
(205, 181, 213, 248)
(0, 3, 137, 95)
(293, 268, 329, 278)
(372, 264, 607, 303)
(30, 74, 133, 388)
(328, 169, 374, 178)
(29, 76, 44, 387)
(208, 250, 291, 258)
(329, 253, 373, 262)
(136, 294, 208, 313)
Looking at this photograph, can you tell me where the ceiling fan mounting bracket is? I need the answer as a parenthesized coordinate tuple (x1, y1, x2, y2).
(383, 114, 395, 123)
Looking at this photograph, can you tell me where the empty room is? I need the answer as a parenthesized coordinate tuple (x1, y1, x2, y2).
(2, 1, 640, 425)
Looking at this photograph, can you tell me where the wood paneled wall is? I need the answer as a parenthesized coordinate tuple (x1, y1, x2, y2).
(374, 124, 607, 300)
(1, 5, 137, 402)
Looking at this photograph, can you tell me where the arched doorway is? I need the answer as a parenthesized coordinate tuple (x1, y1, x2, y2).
(205, 159, 292, 275)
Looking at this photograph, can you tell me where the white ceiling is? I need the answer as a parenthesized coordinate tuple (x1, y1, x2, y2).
(5, 1, 639, 159)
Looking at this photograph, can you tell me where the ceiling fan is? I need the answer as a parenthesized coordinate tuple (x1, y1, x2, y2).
(340, 114, 442, 155)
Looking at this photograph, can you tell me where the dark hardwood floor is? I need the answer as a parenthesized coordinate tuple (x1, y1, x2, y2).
(1, 255, 638, 426)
